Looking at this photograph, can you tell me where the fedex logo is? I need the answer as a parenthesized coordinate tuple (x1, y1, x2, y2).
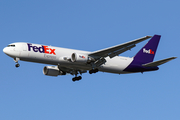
(143, 48, 154, 54)
(27, 43, 56, 55)
(79, 55, 85, 58)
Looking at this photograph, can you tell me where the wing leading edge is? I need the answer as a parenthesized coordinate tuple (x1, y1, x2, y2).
(89, 36, 152, 58)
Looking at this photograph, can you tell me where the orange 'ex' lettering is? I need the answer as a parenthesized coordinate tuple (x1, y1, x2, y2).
(43, 46, 56, 55)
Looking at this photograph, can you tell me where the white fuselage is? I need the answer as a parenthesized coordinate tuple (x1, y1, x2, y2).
(3, 42, 133, 74)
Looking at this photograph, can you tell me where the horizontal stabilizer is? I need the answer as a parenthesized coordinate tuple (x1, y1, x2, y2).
(142, 57, 177, 67)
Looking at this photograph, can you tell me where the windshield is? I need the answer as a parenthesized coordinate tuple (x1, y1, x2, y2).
(7, 44, 15, 47)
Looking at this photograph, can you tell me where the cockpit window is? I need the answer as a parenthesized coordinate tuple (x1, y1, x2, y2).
(7, 44, 15, 47)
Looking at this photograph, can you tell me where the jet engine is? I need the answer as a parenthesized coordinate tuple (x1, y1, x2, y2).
(43, 66, 66, 76)
(71, 53, 92, 63)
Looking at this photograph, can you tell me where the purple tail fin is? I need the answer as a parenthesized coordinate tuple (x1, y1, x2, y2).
(133, 35, 161, 64)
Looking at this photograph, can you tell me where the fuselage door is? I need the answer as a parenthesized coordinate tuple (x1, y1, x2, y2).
(20, 43, 28, 58)
(22, 44, 27, 51)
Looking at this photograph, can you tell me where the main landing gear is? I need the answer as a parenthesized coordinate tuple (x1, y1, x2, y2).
(72, 76, 82, 82)
(89, 68, 99, 74)
(14, 57, 20, 68)
(72, 70, 83, 82)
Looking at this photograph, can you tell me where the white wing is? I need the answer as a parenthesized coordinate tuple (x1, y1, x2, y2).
(89, 36, 152, 59)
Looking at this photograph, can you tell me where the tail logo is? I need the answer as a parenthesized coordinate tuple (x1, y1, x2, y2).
(143, 48, 154, 54)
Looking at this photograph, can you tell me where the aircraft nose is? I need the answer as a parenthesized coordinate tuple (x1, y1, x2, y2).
(3, 47, 14, 57)
(3, 47, 7, 54)
(3, 47, 11, 56)
(3, 46, 19, 58)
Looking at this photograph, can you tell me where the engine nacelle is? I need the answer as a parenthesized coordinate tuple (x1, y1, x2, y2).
(43, 66, 66, 76)
(71, 53, 90, 63)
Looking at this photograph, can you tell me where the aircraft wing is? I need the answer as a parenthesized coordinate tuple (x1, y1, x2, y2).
(58, 66, 87, 75)
(89, 36, 152, 59)
(142, 57, 177, 67)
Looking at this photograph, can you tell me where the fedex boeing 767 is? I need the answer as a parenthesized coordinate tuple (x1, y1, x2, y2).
(3, 35, 176, 81)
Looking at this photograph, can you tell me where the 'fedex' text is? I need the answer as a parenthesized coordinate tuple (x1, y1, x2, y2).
(27, 43, 56, 55)
(143, 48, 154, 54)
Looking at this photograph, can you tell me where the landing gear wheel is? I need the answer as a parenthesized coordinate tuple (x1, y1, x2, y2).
(72, 76, 82, 82)
(89, 71, 93, 74)
(72, 78, 76, 82)
(15, 63, 20, 68)
(78, 76, 82, 80)
(89, 69, 99, 74)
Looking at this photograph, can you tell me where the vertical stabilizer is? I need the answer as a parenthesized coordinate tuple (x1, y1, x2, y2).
(133, 35, 161, 64)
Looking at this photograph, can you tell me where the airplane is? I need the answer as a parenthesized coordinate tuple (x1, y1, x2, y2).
(3, 35, 177, 81)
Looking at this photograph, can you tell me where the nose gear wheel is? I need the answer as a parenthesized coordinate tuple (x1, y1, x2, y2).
(15, 63, 20, 68)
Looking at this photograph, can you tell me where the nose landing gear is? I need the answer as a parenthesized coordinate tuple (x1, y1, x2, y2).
(14, 57, 20, 68)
